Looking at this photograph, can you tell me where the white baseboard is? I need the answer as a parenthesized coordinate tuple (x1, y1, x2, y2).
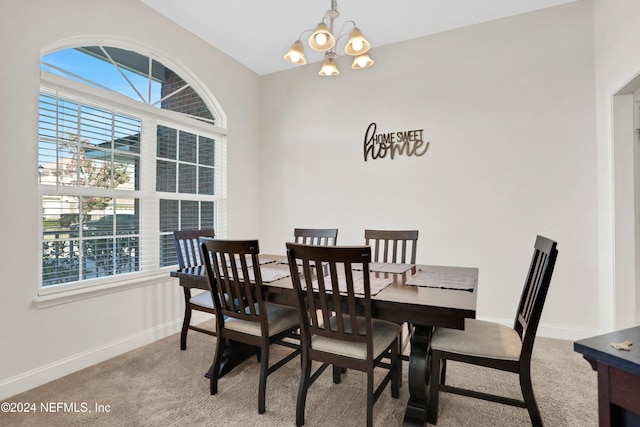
(477, 316, 599, 342)
(0, 312, 212, 401)
(536, 322, 599, 341)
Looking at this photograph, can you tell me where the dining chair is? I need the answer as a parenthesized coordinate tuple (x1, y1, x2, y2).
(364, 229, 418, 264)
(295, 227, 346, 379)
(286, 242, 401, 427)
(365, 229, 419, 358)
(200, 238, 301, 414)
(428, 235, 558, 426)
(294, 228, 338, 246)
(173, 229, 216, 350)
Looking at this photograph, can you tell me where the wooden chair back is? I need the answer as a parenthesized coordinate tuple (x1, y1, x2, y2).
(173, 229, 215, 268)
(515, 235, 558, 358)
(294, 228, 338, 246)
(287, 243, 374, 357)
(364, 229, 418, 264)
(200, 238, 267, 330)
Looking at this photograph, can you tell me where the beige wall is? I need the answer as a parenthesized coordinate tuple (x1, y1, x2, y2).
(259, 1, 598, 338)
(0, 0, 261, 398)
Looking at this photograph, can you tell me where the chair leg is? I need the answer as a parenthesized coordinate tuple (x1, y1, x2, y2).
(180, 289, 192, 350)
(520, 365, 543, 427)
(258, 345, 269, 414)
(333, 365, 342, 384)
(428, 350, 442, 425)
(296, 355, 312, 426)
(398, 337, 403, 389)
(391, 339, 400, 398)
(366, 371, 374, 427)
(210, 337, 225, 395)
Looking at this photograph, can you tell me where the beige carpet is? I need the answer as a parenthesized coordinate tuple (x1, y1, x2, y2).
(1, 320, 598, 426)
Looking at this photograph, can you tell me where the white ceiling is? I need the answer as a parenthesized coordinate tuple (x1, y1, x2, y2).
(140, 0, 577, 76)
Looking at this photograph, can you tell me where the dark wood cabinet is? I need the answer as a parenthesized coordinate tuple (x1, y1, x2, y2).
(574, 326, 640, 426)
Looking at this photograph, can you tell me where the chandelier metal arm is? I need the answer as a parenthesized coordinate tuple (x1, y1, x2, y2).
(335, 20, 357, 40)
(295, 29, 314, 42)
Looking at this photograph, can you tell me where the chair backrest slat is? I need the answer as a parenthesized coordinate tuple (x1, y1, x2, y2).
(365, 229, 418, 264)
(294, 228, 339, 246)
(173, 229, 215, 268)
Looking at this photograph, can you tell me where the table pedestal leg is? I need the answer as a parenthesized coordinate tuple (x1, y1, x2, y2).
(205, 342, 256, 378)
(403, 324, 434, 425)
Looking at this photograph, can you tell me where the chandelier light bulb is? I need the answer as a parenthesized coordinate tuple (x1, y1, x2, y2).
(309, 22, 335, 51)
(344, 27, 370, 56)
(283, 40, 307, 65)
(351, 52, 374, 70)
(319, 58, 340, 76)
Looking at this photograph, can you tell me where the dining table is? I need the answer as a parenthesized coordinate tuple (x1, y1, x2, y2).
(171, 254, 478, 426)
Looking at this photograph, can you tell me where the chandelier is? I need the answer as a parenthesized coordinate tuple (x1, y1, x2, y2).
(283, 0, 374, 76)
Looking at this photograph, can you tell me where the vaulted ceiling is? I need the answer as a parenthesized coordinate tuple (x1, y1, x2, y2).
(141, 0, 577, 76)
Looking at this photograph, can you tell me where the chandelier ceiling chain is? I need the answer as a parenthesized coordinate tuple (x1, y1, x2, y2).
(283, 0, 374, 76)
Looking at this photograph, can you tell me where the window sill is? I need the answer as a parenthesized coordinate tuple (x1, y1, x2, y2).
(34, 270, 175, 309)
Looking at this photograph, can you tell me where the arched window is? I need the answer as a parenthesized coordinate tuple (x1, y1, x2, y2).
(38, 43, 227, 290)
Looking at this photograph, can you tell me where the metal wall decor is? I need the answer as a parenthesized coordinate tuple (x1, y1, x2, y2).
(363, 122, 429, 161)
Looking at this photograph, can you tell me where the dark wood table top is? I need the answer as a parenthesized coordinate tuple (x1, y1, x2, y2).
(574, 326, 640, 376)
(171, 254, 478, 329)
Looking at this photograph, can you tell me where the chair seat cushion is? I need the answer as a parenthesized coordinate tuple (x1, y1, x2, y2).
(189, 291, 213, 309)
(312, 316, 400, 360)
(430, 319, 522, 361)
(225, 303, 298, 337)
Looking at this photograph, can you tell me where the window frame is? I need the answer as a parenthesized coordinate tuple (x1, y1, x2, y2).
(36, 63, 227, 305)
